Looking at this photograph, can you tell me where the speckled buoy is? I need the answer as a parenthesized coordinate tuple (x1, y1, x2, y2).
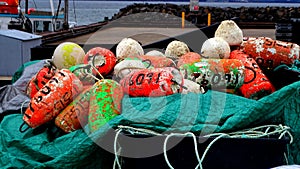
(88, 79, 124, 132)
(180, 59, 245, 91)
(214, 20, 243, 46)
(55, 86, 92, 133)
(116, 38, 144, 60)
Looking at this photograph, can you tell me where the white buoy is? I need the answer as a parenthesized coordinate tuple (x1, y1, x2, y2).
(145, 50, 165, 57)
(52, 42, 85, 69)
(116, 38, 144, 60)
(215, 20, 243, 46)
(113, 59, 146, 80)
(165, 40, 190, 59)
(200, 37, 231, 59)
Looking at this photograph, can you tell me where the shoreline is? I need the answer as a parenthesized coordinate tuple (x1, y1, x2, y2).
(110, 3, 300, 26)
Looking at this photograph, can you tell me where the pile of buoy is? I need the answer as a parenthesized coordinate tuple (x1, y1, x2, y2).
(20, 19, 300, 133)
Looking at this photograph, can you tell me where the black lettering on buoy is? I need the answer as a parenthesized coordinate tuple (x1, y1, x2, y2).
(225, 74, 231, 83)
(59, 71, 66, 77)
(49, 77, 59, 84)
(234, 74, 239, 85)
(62, 92, 72, 104)
(200, 85, 208, 94)
(136, 74, 145, 85)
(41, 86, 51, 95)
(129, 75, 134, 86)
(244, 66, 256, 84)
(156, 73, 161, 83)
(201, 79, 208, 85)
(212, 73, 221, 85)
(146, 73, 153, 84)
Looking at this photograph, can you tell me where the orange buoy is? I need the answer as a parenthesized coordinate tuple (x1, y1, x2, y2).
(23, 69, 83, 129)
(241, 37, 300, 70)
(55, 86, 92, 133)
(26, 60, 57, 98)
(120, 67, 183, 97)
(84, 47, 117, 76)
(177, 52, 201, 68)
(230, 50, 275, 99)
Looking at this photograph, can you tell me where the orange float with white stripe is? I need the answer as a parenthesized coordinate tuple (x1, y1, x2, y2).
(23, 69, 83, 129)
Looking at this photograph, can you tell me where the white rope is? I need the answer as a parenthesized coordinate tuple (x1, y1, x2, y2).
(196, 133, 229, 169)
(111, 124, 293, 169)
(113, 129, 122, 169)
(117, 125, 162, 136)
(90, 64, 105, 80)
(20, 100, 29, 114)
(163, 132, 201, 169)
(84, 69, 101, 82)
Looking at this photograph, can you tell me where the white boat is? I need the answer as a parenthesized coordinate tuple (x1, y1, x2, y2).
(0, 0, 69, 34)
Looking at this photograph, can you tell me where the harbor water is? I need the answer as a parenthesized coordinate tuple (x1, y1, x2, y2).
(23, 0, 300, 26)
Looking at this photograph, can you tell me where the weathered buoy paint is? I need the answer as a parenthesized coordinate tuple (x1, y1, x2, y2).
(52, 42, 85, 69)
(55, 86, 92, 133)
(26, 60, 57, 98)
(88, 79, 124, 132)
(241, 37, 300, 70)
(120, 67, 183, 97)
(180, 59, 245, 91)
(23, 69, 83, 129)
(230, 50, 275, 99)
(84, 47, 117, 76)
(177, 52, 201, 68)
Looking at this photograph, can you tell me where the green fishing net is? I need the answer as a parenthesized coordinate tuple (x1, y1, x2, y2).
(1, 80, 300, 168)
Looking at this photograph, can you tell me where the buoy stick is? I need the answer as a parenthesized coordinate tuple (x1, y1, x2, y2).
(182, 12, 185, 29)
(208, 13, 211, 26)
